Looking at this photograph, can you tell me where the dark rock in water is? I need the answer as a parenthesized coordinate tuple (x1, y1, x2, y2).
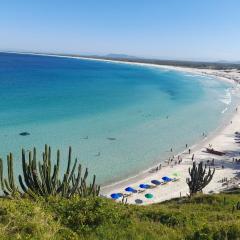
(19, 132, 30, 136)
(95, 152, 101, 157)
(80, 136, 88, 140)
(107, 137, 116, 141)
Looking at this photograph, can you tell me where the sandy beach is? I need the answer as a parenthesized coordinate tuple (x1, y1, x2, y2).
(87, 57, 240, 205)
(101, 107, 240, 204)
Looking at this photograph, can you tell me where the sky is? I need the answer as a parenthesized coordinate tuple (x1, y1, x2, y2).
(1, 0, 240, 61)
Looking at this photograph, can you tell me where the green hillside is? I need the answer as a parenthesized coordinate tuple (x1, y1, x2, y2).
(0, 191, 239, 240)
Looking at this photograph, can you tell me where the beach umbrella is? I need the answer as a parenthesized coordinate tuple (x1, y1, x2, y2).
(135, 199, 143, 204)
(151, 180, 161, 185)
(139, 184, 150, 189)
(125, 187, 137, 193)
(145, 193, 153, 199)
(110, 193, 121, 199)
(162, 176, 172, 182)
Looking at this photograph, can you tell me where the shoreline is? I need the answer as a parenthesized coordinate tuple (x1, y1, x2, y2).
(3, 52, 240, 204)
(3, 51, 239, 84)
(101, 104, 240, 204)
(69, 57, 240, 203)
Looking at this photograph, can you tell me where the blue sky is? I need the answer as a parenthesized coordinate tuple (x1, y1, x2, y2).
(1, 0, 240, 61)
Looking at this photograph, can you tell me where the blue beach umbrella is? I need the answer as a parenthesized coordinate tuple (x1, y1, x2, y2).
(162, 176, 172, 182)
(125, 187, 137, 193)
(139, 184, 150, 189)
(151, 180, 161, 185)
(110, 193, 121, 199)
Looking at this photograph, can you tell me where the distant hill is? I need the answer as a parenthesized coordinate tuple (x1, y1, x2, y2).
(104, 53, 139, 59)
(216, 60, 240, 64)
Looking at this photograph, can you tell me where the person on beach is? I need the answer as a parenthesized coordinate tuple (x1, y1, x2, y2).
(211, 158, 215, 166)
(191, 154, 194, 161)
(185, 144, 188, 148)
(188, 148, 191, 154)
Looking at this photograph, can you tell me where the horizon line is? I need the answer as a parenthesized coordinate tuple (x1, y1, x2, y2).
(0, 50, 240, 65)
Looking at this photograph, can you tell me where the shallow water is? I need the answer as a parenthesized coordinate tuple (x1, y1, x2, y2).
(0, 53, 235, 184)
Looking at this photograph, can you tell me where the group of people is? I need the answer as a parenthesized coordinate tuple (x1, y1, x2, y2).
(232, 158, 240, 164)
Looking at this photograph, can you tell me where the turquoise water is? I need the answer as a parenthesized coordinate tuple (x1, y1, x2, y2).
(0, 53, 234, 184)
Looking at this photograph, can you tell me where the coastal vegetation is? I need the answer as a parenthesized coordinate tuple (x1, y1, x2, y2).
(0, 146, 239, 239)
(0, 145, 100, 199)
(186, 161, 215, 196)
(0, 191, 239, 239)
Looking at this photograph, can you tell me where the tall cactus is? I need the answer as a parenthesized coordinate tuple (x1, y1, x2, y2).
(0, 154, 19, 197)
(186, 161, 215, 196)
(0, 145, 100, 199)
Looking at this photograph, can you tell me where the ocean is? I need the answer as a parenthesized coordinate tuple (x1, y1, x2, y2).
(0, 53, 235, 184)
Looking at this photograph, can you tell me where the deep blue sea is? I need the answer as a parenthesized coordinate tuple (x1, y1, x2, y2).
(0, 53, 235, 184)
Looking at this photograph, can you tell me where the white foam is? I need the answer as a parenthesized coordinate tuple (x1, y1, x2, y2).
(184, 74, 196, 77)
(220, 89, 232, 105)
(221, 107, 228, 114)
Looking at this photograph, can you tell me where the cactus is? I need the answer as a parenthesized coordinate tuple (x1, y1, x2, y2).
(0, 154, 19, 197)
(231, 201, 240, 214)
(236, 201, 240, 210)
(0, 145, 100, 199)
(186, 161, 215, 196)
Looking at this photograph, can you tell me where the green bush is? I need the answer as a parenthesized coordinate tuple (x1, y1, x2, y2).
(0, 192, 239, 239)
